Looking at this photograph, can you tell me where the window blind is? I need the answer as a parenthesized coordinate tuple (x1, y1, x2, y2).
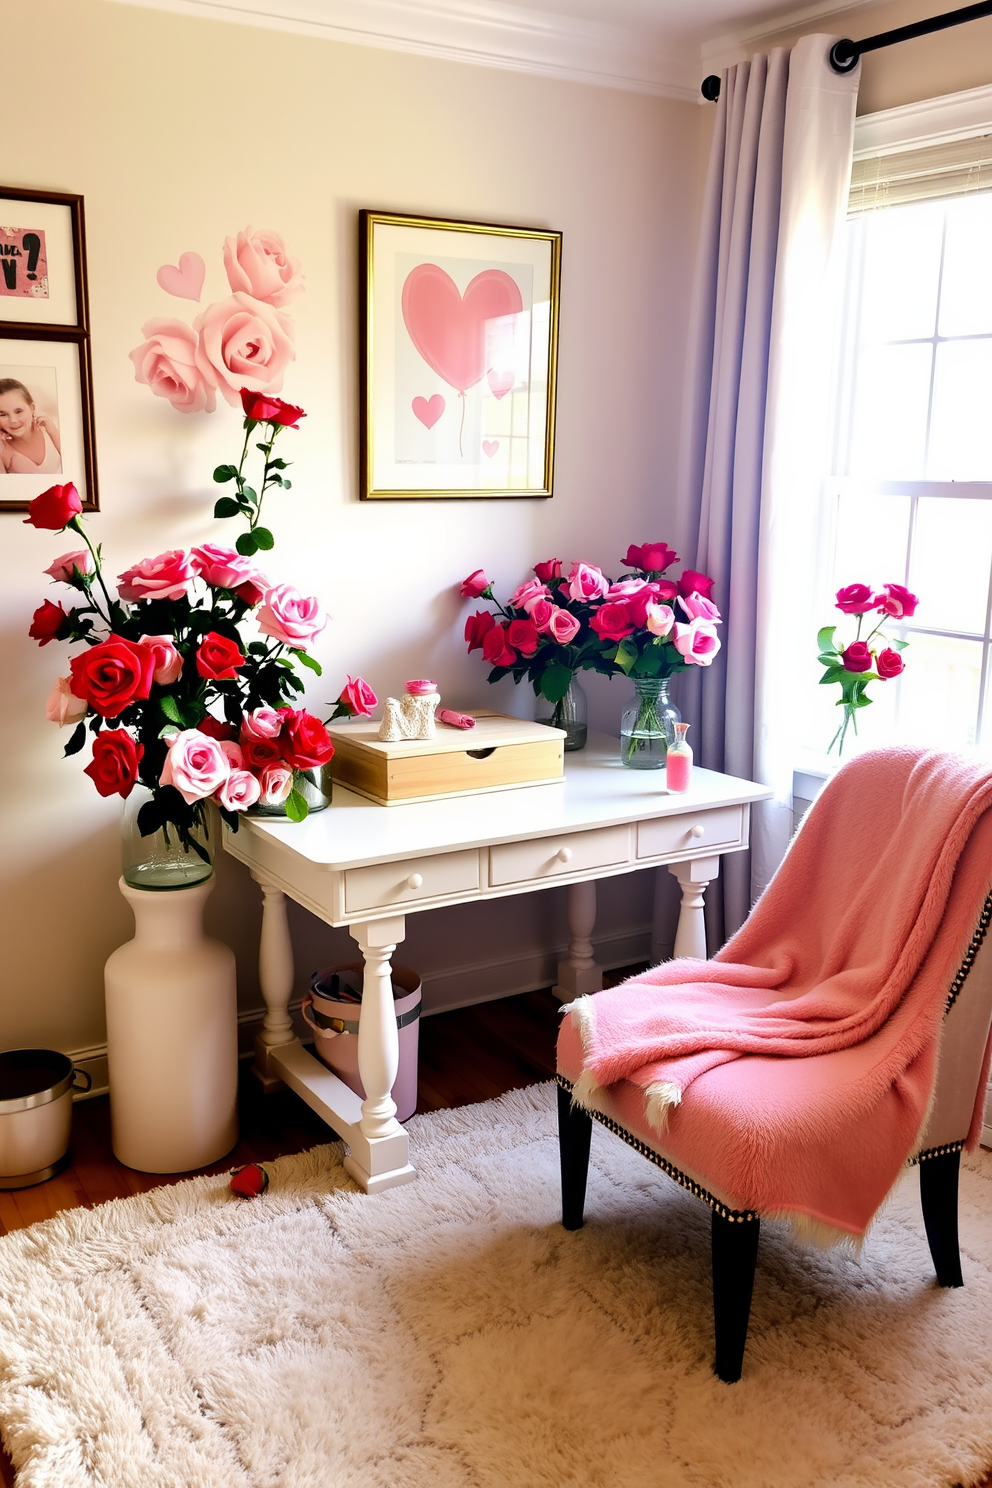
(849, 132, 992, 214)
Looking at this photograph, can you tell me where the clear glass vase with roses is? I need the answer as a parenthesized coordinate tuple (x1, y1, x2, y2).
(817, 581, 917, 755)
(26, 394, 371, 889)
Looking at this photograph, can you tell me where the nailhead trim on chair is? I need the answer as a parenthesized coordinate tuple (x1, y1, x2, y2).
(908, 1140, 965, 1167)
(945, 886, 992, 1014)
(556, 1075, 759, 1224)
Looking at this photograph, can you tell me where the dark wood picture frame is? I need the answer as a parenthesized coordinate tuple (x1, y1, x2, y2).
(0, 188, 97, 512)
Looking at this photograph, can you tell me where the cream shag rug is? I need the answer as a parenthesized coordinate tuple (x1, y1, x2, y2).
(2, 1083, 992, 1488)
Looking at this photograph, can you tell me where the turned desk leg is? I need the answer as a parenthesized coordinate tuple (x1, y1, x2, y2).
(252, 874, 298, 1091)
(350, 916, 407, 1146)
(553, 881, 603, 1000)
(670, 856, 721, 961)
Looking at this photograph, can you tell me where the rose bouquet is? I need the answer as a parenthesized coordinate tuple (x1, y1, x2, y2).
(27, 392, 344, 882)
(818, 581, 917, 754)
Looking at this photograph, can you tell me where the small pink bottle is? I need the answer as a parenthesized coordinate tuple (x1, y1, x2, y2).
(666, 722, 692, 793)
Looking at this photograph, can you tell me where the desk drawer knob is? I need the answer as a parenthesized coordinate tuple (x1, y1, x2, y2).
(406, 873, 424, 889)
(689, 824, 705, 839)
(556, 847, 573, 863)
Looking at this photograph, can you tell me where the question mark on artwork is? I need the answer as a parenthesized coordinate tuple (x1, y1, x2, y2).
(0, 228, 49, 297)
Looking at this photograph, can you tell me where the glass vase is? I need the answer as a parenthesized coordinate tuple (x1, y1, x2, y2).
(121, 786, 214, 891)
(249, 764, 334, 817)
(620, 677, 680, 769)
(535, 676, 588, 752)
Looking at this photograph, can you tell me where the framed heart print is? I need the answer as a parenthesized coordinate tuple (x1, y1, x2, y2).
(360, 211, 561, 500)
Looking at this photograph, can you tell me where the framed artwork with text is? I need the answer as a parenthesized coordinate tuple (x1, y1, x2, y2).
(0, 188, 97, 513)
(360, 211, 561, 500)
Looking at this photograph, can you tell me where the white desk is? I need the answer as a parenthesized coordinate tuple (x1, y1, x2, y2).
(223, 733, 771, 1193)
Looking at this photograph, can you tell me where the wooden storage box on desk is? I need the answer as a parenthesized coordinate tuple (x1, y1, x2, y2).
(328, 711, 565, 805)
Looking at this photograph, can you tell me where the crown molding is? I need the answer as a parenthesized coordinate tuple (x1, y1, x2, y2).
(104, 0, 701, 101)
(699, 0, 892, 74)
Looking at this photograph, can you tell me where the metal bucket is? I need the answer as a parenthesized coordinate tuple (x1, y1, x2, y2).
(0, 1049, 91, 1189)
(302, 963, 421, 1122)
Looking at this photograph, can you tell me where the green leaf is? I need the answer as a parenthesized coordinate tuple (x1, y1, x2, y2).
(817, 626, 837, 652)
(819, 666, 846, 686)
(268, 457, 288, 470)
(613, 638, 638, 676)
(284, 789, 309, 823)
(252, 527, 275, 552)
(281, 479, 292, 491)
(159, 695, 183, 725)
(236, 531, 259, 557)
(213, 464, 238, 483)
(888, 636, 909, 651)
(242, 486, 258, 505)
(63, 721, 87, 757)
(538, 663, 573, 703)
(817, 651, 840, 666)
(213, 497, 242, 520)
(292, 649, 322, 675)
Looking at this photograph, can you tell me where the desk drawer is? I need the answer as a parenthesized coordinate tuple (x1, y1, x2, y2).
(637, 805, 744, 860)
(489, 826, 629, 888)
(345, 850, 480, 915)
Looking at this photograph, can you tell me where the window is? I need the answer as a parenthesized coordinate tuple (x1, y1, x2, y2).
(805, 95, 992, 757)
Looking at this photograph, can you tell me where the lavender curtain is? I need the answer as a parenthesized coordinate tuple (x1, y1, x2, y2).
(675, 36, 860, 944)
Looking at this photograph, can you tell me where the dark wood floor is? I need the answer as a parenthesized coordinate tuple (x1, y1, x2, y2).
(1, 986, 990, 1488)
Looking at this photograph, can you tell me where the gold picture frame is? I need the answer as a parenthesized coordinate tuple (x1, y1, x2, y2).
(360, 211, 561, 500)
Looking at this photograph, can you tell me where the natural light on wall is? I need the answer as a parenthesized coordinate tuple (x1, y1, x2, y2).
(809, 116, 992, 759)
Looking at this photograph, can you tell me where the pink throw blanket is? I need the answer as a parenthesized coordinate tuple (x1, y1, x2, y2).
(560, 748, 992, 1238)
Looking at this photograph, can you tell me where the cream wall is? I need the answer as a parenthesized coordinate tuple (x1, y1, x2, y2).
(0, 0, 701, 1063)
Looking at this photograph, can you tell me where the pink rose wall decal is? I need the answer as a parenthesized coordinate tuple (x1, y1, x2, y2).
(401, 264, 523, 394)
(412, 394, 445, 429)
(156, 252, 206, 302)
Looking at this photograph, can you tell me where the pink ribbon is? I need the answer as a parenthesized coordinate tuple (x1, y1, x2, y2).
(436, 708, 476, 729)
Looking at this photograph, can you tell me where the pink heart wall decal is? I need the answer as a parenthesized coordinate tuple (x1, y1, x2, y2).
(402, 265, 523, 394)
(156, 252, 206, 302)
(412, 393, 445, 430)
(482, 440, 499, 458)
(487, 369, 514, 400)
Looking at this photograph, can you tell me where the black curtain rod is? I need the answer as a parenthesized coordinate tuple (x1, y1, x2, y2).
(701, 0, 992, 100)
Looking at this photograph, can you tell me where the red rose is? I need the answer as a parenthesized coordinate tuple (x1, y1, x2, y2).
(229, 1162, 269, 1199)
(196, 631, 246, 681)
(460, 569, 491, 599)
(506, 618, 540, 657)
(464, 610, 495, 652)
(279, 709, 334, 770)
(234, 574, 268, 607)
(654, 579, 678, 601)
(841, 641, 873, 674)
(533, 558, 562, 583)
(590, 602, 636, 642)
(69, 636, 156, 718)
(835, 583, 875, 615)
(242, 735, 283, 770)
(198, 715, 239, 742)
(23, 482, 82, 531)
(239, 389, 306, 427)
(83, 729, 144, 798)
(876, 647, 905, 679)
(875, 582, 919, 619)
(29, 599, 67, 646)
(624, 542, 678, 574)
(481, 623, 517, 668)
(678, 569, 715, 600)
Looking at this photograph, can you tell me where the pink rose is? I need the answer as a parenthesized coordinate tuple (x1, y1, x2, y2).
(508, 578, 550, 612)
(258, 763, 293, 806)
(118, 549, 195, 603)
(645, 602, 675, 637)
(190, 544, 256, 590)
(875, 583, 919, 619)
(678, 591, 722, 624)
(219, 739, 245, 769)
(159, 728, 231, 803)
(338, 675, 378, 718)
(241, 707, 283, 741)
(590, 602, 635, 642)
(45, 675, 88, 727)
(45, 549, 93, 583)
(460, 569, 491, 599)
(606, 579, 649, 601)
(876, 647, 905, 679)
(841, 641, 873, 674)
(138, 634, 183, 686)
(835, 583, 875, 615)
(528, 598, 556, 632)
(194, 293, 295, 407)
(567, 563, 608, 604)
(257, 584, 326, 648)
(223, 228, 304, 308)
(533, 558, 562, 583)
(547, 608, 580, 645)
(673, 618, 721, 665)
(129, 319, 217, 414)
(215, 768, 261, 812)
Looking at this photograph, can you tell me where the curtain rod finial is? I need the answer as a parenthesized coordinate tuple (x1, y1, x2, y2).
(830, 38, 860, 72)
(701, 74, 721, 101)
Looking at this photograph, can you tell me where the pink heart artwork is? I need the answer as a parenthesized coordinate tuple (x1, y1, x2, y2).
(412, 393, 445, 430)
(156, 252, 206, 302)
(402, 265, 523, 394)
(487, 369, 514, 400)
(482, 440, 500, 459)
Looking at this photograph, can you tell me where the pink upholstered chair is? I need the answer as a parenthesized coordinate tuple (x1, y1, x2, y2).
(556, 809, 992, 1383)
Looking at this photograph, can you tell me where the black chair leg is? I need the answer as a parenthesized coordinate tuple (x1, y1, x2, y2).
(711, 1212, 760, 1383)
(920, 1148, 964, 1288)
(558, 1084, 593, 1230)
